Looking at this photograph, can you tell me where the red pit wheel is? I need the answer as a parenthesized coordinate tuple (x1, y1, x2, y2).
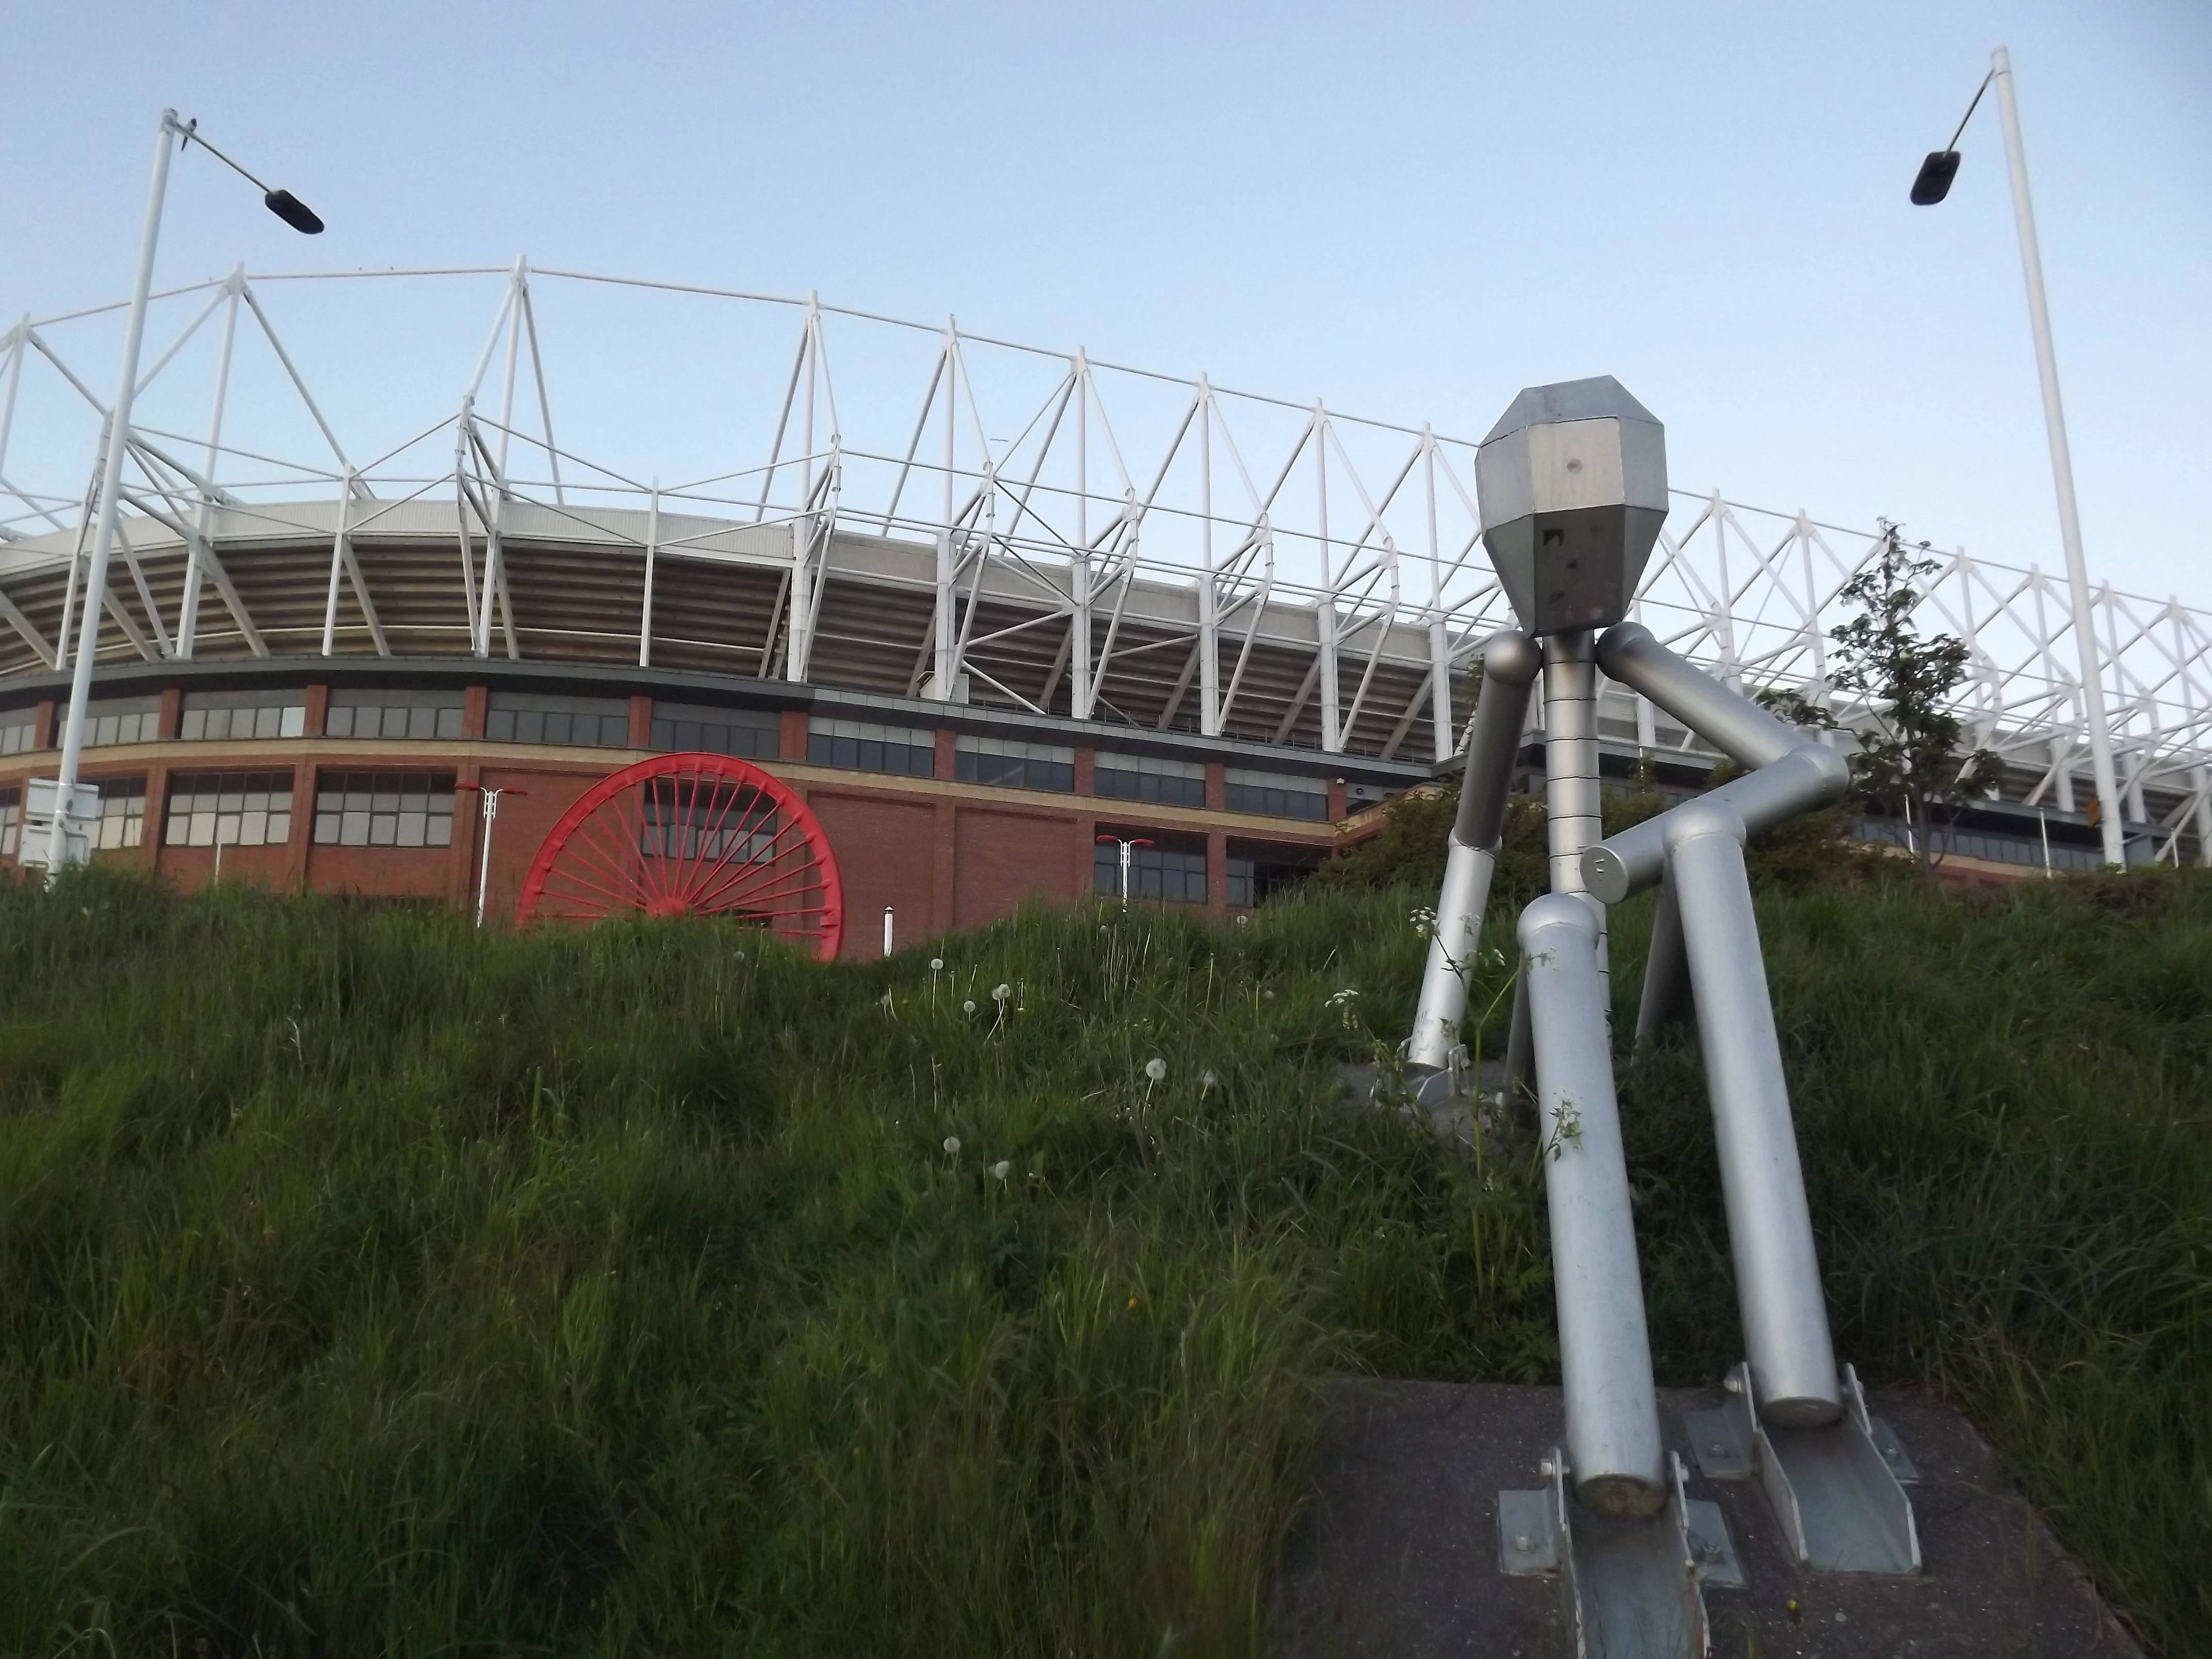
(515, 753, 843, 959)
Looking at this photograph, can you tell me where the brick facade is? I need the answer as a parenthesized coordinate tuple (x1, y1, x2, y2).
(1, 675, 1379, 953)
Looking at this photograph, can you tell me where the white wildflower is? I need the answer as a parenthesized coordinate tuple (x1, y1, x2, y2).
(992, 983, 1011, 1003)
(942, 1135, 961, 1157)
(962, 999, 977, 1015)
(930, 957, 945, 972)
(1144, 1057, 1167, 1083)
(990, 1160, 1011, 1181)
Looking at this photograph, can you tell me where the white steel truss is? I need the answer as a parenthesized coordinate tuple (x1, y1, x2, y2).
(1, 265, 2207, 856)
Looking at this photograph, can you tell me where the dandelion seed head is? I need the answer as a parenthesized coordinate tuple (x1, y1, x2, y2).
(992, 983, 1010, 1002)
(1201, 1069, 1218, 1089)
(962, 999, 977, 1015)
(942, 1135, 961, 1156)
(929, 957, 945, 972)
(990, 1160, 1011, 1181)
(1144, 1057, 1167, 1082)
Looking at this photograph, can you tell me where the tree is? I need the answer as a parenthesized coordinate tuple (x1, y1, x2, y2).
(1828, 522, 2002, 879)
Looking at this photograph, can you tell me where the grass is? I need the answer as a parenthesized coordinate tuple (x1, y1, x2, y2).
(0, 862, 2204, 1655)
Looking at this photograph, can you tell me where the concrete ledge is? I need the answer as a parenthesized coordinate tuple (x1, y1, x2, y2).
(1272, 1379, 2141, 1658)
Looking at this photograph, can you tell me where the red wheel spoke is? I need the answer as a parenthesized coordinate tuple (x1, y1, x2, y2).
(681, 794, 781, 908)
(567, 809, 656, 913)
(516, 751, 842, 958)
(687, 825, 816, 914)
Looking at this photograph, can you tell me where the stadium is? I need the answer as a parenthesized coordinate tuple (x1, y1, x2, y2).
(2, 263, 2207, 951)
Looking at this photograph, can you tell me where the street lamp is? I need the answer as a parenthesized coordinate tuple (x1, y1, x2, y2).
(27, 109, 322, 872)
(1911, 48, 2125, 868)
(1096, 833, 1153, 904)
(458, 783, 526, 927)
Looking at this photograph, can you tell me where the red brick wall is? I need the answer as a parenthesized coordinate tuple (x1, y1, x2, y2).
(954, 806, 1080, 929)
(307, 842, 465, 901)
(807, 790, 939, 953)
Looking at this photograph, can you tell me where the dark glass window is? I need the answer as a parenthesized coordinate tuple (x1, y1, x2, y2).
(1223, 769, 1329, 820)
(1093, 840, 1208, 904)
(652, 702, 781, 760)
(485, 694, 629, 749)
(955, 738, 1074, 792)
(165, 771, 294, 847)
(1094, 753, 1206, 807)
(313, 772, 457, 848)
(328, 689, 465, 741)
(180, 690, 306, 741)
(807, 718, 935, 777)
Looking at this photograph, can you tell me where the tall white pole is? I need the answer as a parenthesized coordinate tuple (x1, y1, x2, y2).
(476, 789, 499, 926)
(52, 110, 178, 864)
(1992, 47, 2125, 867)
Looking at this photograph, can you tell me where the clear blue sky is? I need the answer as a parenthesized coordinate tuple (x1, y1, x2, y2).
(3, 0, 2206, 605)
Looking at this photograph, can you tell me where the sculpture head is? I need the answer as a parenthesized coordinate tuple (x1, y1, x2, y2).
(1475, 376, 1668, 636)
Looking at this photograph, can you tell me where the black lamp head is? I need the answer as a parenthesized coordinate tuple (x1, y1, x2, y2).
(263, 188, 324, 235)
(1911, 150, 1961, 206)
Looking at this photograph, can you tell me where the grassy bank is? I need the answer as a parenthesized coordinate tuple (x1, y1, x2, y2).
(0, 865, 2204, 1654)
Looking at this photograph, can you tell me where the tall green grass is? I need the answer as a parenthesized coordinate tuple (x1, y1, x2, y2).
(0, 866, 2204, 1654)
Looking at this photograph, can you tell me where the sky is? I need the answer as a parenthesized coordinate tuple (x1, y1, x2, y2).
(3, 0, 2208, 607)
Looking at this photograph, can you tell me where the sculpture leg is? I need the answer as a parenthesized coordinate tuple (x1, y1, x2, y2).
(1666, 804, 1841, 1427)
(1634, 869, 1694, 1045)
(1408, 631, 1539, 1071)
(1519, 893, 1666, 1518)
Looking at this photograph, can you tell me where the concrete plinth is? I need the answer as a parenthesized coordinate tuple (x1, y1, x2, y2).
(1272, 1380, 2140, 1658)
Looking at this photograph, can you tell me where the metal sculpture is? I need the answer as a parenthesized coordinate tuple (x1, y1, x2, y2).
(515, 752, 844, 959)
(1411, 379, 1920, 1654)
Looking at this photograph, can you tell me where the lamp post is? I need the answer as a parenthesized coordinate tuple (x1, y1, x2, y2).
(1095, 833, 1152, 904)
(30, 109, 322, 872)
(460, 784, 526, 926)
(1911, 48, 2125, 867)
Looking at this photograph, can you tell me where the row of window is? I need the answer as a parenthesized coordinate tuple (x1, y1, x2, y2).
(2, 691, 1341, 819)
(1854, 816, 2108, 873)
(1088, 843, 1320, 907)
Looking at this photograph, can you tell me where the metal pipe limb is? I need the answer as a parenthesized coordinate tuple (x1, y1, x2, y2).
(1408, 630, 1539, 1070)
(1583, 742, 1850, 904)
(1597, 621, 1801, 769)
(1665, 801, 1842, 1427)
(1518, 892, 1667, 1518)
(1408, 837, 1497, 1071)
(1635, 870, 1693, 1045)
(1453, 629, 1542, 848)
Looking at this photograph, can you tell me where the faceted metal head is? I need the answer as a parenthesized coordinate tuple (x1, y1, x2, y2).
(1475, 376, 1668, 636)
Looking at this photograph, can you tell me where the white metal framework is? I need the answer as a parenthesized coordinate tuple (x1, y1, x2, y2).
(1, 265, 2206, 855)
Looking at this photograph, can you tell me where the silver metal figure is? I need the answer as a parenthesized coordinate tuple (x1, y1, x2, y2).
(1412, 379, 1920, 1651)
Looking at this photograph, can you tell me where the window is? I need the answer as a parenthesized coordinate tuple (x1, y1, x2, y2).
(1094, 839, 1208, 904)
(640, 776, 779, 864)
(484, 692, 630, 749)
(84, 698, 160, 749)
(1223, 767, 1329, 820)
(652, 701, 781, 760)
(327, 688, 465, 741)
(0, 787, 18, 858)
(165, 772, 294, 848)
(956, 735, 1074, 792)
(1226, 852, 1319, 907)
(807, 717, 935, 777)
(0, 710, 37, 756)
(180, 689, 306, 741)
(1094, 750, 1206, 808)
(1853, 816, 2102, 873)
(314, 772, 456, 848)
(90, 778, 145, 850)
